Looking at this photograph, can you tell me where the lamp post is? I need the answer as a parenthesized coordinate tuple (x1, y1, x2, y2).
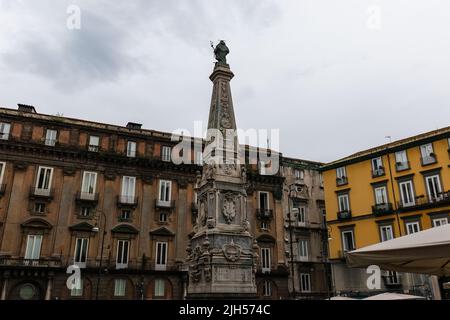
(92, 210, 107, 300)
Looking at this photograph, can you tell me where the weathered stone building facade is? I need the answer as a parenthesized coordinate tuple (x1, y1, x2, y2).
(0, 104, 329, 300)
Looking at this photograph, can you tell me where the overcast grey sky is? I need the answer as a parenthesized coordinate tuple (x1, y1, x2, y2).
(1, 0, 449, 162)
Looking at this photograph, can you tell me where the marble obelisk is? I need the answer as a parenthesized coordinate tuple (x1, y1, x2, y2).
(186, 42, 258, 298)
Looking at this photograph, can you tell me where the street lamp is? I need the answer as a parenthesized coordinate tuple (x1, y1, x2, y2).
(92, 210, 107, 300)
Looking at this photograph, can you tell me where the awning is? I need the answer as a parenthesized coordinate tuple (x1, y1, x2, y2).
(346, 224, 450, 276)
(363, 292, 426, 300)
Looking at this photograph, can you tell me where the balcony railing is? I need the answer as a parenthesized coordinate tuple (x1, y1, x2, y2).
(88, 144, 99, 152)
(421, 154, 437, 165)
(372, 167, 385, 177)
(155, 199, 175, 209)
(372, 203, 393, 216)
(337, 210, 352, 220)
(398, 192, 450, 212)
(44, 139, 57, 146)
(336, 176, 348, 186)
(256, 208, 273, 220)
(382, 274, 402, 286)
(395, 161, 410, 171)
(0, 257, 62, 268)
(0, 183, 5, 196)
(76, 191, 99, 203)
(29, 187, 54, 200)
(117, 195, 138, 207)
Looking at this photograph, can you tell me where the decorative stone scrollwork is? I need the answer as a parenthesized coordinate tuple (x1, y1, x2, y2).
(222, 193, 236, 224)
(222, 240, 241, 262)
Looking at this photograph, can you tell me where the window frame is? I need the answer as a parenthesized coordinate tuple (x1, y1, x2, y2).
(432, 217, 448, 227)
(258, 191, 269, 210)
(81, 171, 97, 196)
(341, 230, 355, 252)
(373, 185, 388, 205)
(398, 180, 415, 207)
(161, 146, 172, 162)
(262, 280, 272, 297)
(114, 279, 127, 297)
(260, 247, 271, 273)
(155, 241, 168, 271)
(74, 238, 89, 268)
(154, 279, 165, 297)
(158, 180, 172, 202)
(379, 225, 394, 242)
(298, 239, 309, 261)
(424, 174, 443, 202)
(336, 166, 346, 179)
(35, 166, 54, 193)
(116, 240, 130, 269)
(126, 141, 137, 158)
(24, 234, 43, 260)
(337, 194, 350, 212)
(44, 129, 57, 146)
(300, 273, 311, 293)
(0, 122, 11, 140)
(405, 221, 421, 235)
(88, 135, 100, 152)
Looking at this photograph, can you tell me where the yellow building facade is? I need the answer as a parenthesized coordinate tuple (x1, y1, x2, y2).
(321, 126, 450, 298)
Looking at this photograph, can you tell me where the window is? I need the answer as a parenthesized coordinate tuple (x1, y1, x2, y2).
(371, 157, 384, 176)
(337, 194, 350, 212)
(159, 180, 172, 202)
(260, 248, 271, 273)
(297, 206, 306, 226)
(341, 230, 355, 252)
(120, 176, 136, 203)
(127, 141, 136, 158)
(0, 161, 5, 185)
(25, 235, 42, 260)
(380, 225, 394, 242)
(114, 279, 126, 297)
(159, 212, 168, 223)
(120, 210, 131, 221)
(432, 217, 448, 227)
(406, 221, 420, 235)
(420, 143, 436, 164)
(45, 129, 57, 146)
(0, 122, 11, 140)
(81, 171, 97, 199)
(399, 180, 415, 207)
(156, 242, 168, 271)
(425, 175, 442, 202)
(116, 240, 129, 269)
(70, 279, 83, 297)
(35, 166, 53, 195)
(260, 221, 268, 230)
(34, 203, 46, 214)
(88, 136, 100, 152)
(374, 186, 388, 205)
(298, 239, 309, 261)
(161, 146, 171, 162)
(262, 280, 272, 297)
(74, 238, 88, 268)
(300, 273, 311, 292)
(80, 207, 91, 217)
(154, 279, 165, 297)
(319, 173, 324, 188)
(385, 271, 400, 285)
(336, 166, 347, 184)
(395, 150, 409, 170)
(258, 192, 269, 210)
(294, 169, 304, 180)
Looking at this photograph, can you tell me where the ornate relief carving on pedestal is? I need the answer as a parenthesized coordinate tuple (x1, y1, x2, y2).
(222, 240, 241, 262)
(222, 193, 237, 224)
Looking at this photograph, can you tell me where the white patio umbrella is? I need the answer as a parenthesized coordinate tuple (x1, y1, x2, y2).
(363, 292, 426, 300)
(327, 296, 357, 300)
(346, 224, 450, 276)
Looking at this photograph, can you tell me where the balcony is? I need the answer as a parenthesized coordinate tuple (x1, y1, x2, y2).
(336, 176, 348, 186)
(44, 139, 57, 147)
(398, 192, 450, 212)
(372, 167, 385, 177)
(155, 199, 175, 209)
(337, 210, 352, 220)
(29, 187, 54, 200)
(421, 154, 437, 166)
(395, 161, 410, 171)
(256, 208, 274, 220)
(0, 256, 62, 268)
(75, 192, 99, 204)
(117, 195, 138, 208)
(372, 203, 393, 216)
(0, 183, 5, 196)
